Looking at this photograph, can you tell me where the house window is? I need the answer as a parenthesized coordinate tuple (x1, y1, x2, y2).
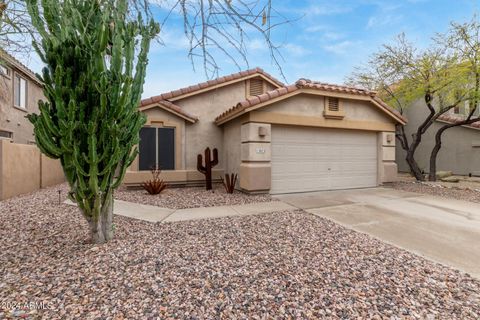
(0, 65, 10, 77)
(453, 105, 461, 115)
(14, 74, 27, 109)
(249, 78, 264, 96)
(0, 130, 12, 139)
(139, 127, 175, 171)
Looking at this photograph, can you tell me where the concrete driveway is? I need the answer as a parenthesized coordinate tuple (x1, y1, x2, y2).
(275, 187, 480, 279)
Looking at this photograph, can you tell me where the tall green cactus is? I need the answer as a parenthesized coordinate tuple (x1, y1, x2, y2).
(26, 0, 159, 243)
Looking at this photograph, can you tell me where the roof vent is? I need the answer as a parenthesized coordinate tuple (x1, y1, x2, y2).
(249, 78, 264, 96)
(327, 97, 339, 112)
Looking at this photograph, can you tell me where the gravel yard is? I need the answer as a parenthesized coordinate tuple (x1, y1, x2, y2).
(1, 186, 479, 319)
(115, 184, 274, 209)
(388, 181, 480, 203)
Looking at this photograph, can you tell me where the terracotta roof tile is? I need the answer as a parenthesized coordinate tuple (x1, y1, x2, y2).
(296, 78, 375, 96)
(437, 114, 480, 129)
(140, 67, 284, 106)
(140, 99, 198, 123)
(215, 78, 406, 124)
(159, 100, 198, 123)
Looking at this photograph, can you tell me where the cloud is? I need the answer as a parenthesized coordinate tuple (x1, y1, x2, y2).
(363, 1, 404, 29)
(142, 71, 205, 98)
(304, 3, 353, 16)
(305, 25, 327, 33)
(151, 27, 190, 52)
(284, 43, 311, 57)
(366, 14, 403, 29)
(323, 40, 360, 55)
(247, 38, 267, 52)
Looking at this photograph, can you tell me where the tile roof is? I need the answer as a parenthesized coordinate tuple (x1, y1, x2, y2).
(437, 114, 480, 129)
(140, 67, 284, 105)
(296, 78, 376, 96)
(139, 99, 198, 123)
(139, 67, 284, 123)
(215, 78, 406, 124)
(0, 49, 42, 85)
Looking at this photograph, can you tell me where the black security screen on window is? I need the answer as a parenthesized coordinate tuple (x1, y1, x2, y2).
(139, 127, 156, 170)
(157, 127, 175, 170)
(139, 127, 175, 171)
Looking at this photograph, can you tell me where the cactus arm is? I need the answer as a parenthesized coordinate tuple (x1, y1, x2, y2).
(211, 148, 219, 167)
(197, 154, 206, 174)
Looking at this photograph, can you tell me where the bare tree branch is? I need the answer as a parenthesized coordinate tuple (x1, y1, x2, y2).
(2, 0, 292, 80)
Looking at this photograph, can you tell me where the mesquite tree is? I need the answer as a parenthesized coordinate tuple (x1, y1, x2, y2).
(26, 0, 159, 243)
(427, 18, 480, 181)
(348, 34, 468, 181)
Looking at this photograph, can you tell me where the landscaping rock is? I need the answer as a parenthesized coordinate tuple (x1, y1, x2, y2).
(115, 184, 275, 209)
(389, 181, 480, 203)
(441, 176, 460, 183)
(436, 171, 453, 179)
(1, 185, 479, 319)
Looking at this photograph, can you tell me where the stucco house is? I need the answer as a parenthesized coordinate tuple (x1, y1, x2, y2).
(396, 99, 480, 176)
(0, 50, 44, 144)
(125, 68, 406, 194)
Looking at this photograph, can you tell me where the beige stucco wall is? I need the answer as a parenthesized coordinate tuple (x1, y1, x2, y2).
(261, 94, 393, 124)
(41, 154, 66, 188)
(222, 116, 243, 179)
(377, 132, 398, 183)
(0, 140, 65, 200)
(239, 123, 272, 192)
(265, 81, 278, 93)
(123, 168, 224, 185)
(0, 68, 43, 144)
(175, 81, 247, 170)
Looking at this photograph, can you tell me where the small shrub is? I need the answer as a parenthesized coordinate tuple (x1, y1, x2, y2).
(141, 167, 167, 195)
(221, 173, 238, 194)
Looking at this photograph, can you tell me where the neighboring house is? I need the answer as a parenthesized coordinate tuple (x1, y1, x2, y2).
(0, 50, 43, 144)
(126, 68, 406, 194)
(396, 99, 480, 176)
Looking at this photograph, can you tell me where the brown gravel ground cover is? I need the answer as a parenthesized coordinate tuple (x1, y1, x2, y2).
(388, 181, 480, 204)
(1, 185, 479, 319)
(115, 184, 274, 209)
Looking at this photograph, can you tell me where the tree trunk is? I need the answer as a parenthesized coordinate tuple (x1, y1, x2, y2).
(428, 127, 448, 182)
(397, 125, 424, 181)
(87, 192, 114, 244)
(429, 118, 480, 181)
(402, 130, 425, 181)
(406, 149, 424, 181)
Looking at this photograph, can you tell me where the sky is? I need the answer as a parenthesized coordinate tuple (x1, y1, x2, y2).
(23, 0, 479, 98)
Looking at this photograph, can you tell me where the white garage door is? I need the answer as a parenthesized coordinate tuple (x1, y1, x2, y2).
(271, 126, 378, 194)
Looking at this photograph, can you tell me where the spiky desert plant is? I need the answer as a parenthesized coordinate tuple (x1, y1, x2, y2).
(26, 0, 159, 243)
(141, 167, 167, 195)
(221, 173, 237, 194)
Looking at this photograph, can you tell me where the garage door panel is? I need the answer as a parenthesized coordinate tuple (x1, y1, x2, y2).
(271, 126, 378, 194)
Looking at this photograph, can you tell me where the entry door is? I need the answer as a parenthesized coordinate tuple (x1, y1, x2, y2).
(139, 127, 175, 171)
(271, 126, 377, 194)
